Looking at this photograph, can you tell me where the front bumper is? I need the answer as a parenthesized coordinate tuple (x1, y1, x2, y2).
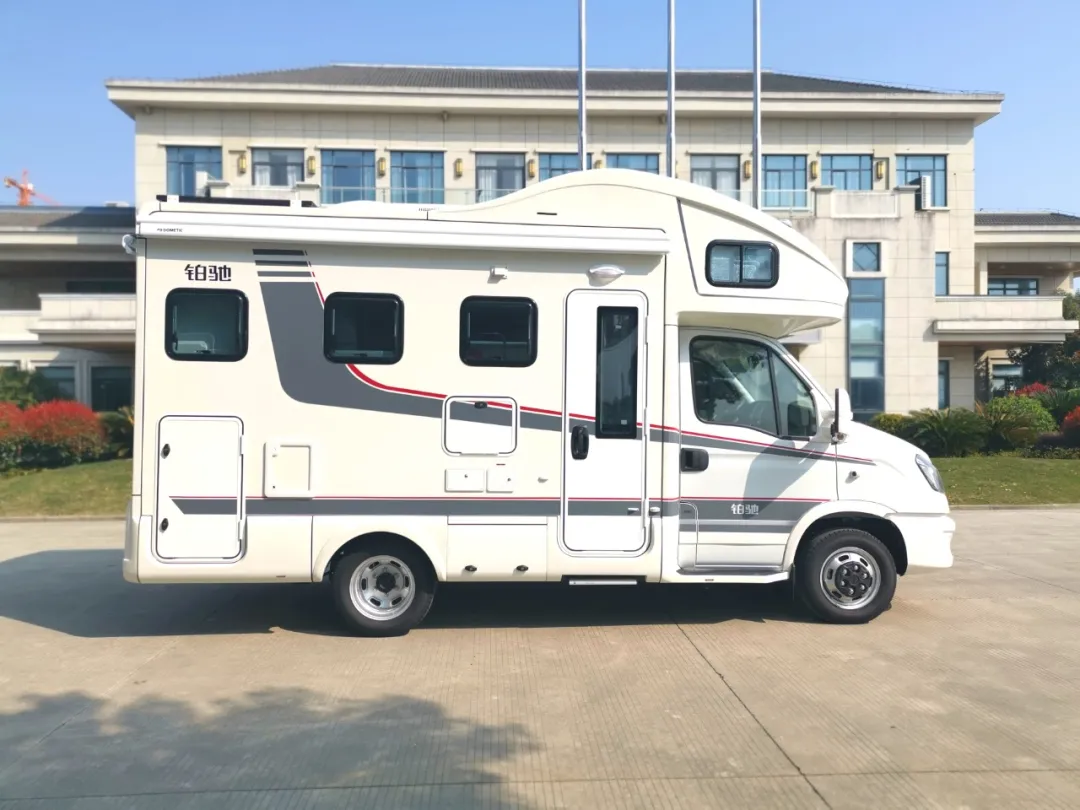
(890, 513, 955, 570)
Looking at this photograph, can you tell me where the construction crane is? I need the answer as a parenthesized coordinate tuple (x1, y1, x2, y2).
(3, 170, 60, 206)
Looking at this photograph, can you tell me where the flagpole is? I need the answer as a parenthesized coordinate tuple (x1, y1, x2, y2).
(578, 0, 587, 171)
(751, 0, 762, 207)
(666, 0, 675, 178)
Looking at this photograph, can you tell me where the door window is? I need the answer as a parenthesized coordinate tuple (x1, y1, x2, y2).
(595, 307, 639, 438)
(689, 336, 817, 438)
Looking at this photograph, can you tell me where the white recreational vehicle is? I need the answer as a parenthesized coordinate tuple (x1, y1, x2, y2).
(122, 169, 954, 636)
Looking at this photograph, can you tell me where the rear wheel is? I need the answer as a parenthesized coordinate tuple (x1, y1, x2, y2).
(795, 527, 897, 624)
(332, 542, 435, 637)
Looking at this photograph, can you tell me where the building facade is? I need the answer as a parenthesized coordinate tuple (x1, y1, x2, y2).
(5, 64, 1079, 416)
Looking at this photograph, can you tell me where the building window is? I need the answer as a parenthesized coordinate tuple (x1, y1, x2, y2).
(323, 293, 403, 365)
(66, 279, 136, 294)
(606, 154, 660, 174)
(897, 155, 947, 208)
(938, 360, 950, 409)
(252, 149, 304, 187)
(848, 278, 885, 422)
(34, 365, 76, 400)
(390, 151, 445, 204)
(690, 155, 740, 199)
(822, 155, 872, 190)
(321, 150, 375, 204)
(935, 252, 950, 296)
(595, 308, 639, 438)
(763, 155, 808, 209)
(91, 366, 133, 412)
(991, 362, 1023, 396)
(852, 243, 881, 273)
(706, 242, 778, 288)
(165, 289, 248, 362)
(166, 147, 222, 196)
(460, 296, 537, 367)
(476, 153, 526, 202)
(988, 277, 1039, 296)
(539, 153, 591, 180)
(688, 336, 817, 438)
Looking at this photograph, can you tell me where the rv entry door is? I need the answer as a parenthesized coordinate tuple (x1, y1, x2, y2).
(155, 415, 244, 560)
(562, 289, 648, 553)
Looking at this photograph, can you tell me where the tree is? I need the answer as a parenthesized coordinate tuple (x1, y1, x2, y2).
(0, 367, 64, 408)
(1009, 291, 1080, 390)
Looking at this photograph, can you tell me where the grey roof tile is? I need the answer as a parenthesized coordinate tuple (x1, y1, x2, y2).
(975, 211, 1080, 228)
(0, 206, 135, 231)
(190, 64, 941, 95)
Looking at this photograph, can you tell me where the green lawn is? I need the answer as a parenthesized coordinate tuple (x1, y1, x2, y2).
(0, 459, 132, 517)
(0, 456, 1077, 517)
(937, 456, 1080, 506)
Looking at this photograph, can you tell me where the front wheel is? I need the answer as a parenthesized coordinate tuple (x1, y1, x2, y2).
(332, 542, 435, 637)
(795, 528, 897, 624)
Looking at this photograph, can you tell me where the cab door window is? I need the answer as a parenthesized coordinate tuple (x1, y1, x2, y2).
(689, 336, 817, 438)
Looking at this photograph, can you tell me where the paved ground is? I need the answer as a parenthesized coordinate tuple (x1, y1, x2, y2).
(0, 512, 1077, 809)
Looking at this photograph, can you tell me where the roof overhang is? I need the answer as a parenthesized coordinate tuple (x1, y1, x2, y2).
(934, 319, 1079, 344)
(975, 226, 1080, 247)
(106, 80, 1004, 124)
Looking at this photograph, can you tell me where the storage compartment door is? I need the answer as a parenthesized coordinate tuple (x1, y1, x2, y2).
(155, 416, 244, 560)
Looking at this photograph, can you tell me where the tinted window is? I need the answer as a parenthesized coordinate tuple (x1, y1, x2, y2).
(689, 337, 817, 438)
(324, 293, 403, 364)
(460, 297, 537, 367)
(596, 307, 639, 439)
(706, 242, 778, 288)
(165, 289, 248, 361)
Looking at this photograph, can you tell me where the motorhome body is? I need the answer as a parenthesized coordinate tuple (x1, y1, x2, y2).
(123, 169, 954, 635)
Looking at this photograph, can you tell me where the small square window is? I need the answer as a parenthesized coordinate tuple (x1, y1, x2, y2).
(705, 241, 778, 288)
(852, 243, 881, 273)
(165, 289, 248, 362)
(460, 297, 537, 367)
(323, 293, 403, 364)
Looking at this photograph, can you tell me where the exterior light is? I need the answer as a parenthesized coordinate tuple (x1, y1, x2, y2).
(527, 159, 537, 179)
(743, 159, 752, 179)
(377, 156, 387, 177)
(454, 158, 464, 178)
(306, 155, 316, 176)
(875, 160, 886, 181)
(810, 159, 819, 181)
(593, 158, 603, 169)
(237, 153, 248, 175)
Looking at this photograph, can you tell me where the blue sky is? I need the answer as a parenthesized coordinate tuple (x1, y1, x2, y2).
(1, 0, 1077, 211)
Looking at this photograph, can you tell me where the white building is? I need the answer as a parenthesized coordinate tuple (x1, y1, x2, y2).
(3, 64, 1078, 416)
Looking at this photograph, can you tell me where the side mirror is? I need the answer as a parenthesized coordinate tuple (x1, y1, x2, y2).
(824, 388, 853, 441)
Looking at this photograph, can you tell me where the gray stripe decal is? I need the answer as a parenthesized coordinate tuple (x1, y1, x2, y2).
(696, 521, 795, 534)
(254, 248, 306, 256)
(255, 259, 312, 267)
(687, 499, 819, 522)
(171, 497, 683, 518)
(259, 281, 872, 465)
(257, 270, 313, 278)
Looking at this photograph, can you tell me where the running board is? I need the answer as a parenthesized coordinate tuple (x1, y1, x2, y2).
(565, 577, 642, 586)
(673, 566, 790, 584)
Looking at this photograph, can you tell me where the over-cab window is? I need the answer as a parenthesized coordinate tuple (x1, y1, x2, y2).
(705, 241, 778, 288)
(460, 296, 537, 367)
(689, 336, 816, 438)
(324, 292, 404, 364)
(165, 288, 248, 362)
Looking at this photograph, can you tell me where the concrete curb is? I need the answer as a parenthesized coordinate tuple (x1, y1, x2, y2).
(950, 504, 1080, 511)
(0, 516, 125, 523)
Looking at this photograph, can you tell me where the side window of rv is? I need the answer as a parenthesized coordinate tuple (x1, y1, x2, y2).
(689, 337, 816, 438)
(460, 296, 537, 367)
(323, 292, 404, 364)
(165, 289, 248, 361)
(705, 242, 778, 288)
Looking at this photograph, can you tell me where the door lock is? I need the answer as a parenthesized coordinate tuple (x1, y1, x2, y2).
(161, 444, 170, 459)
(159, 518, 169, 532)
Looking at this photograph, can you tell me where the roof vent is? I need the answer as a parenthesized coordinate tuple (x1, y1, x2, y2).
(103, 201, 131, 207)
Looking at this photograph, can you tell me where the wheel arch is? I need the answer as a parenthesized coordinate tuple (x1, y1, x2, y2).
(312, 519, 446, 582)
(784, 501, 908, 575)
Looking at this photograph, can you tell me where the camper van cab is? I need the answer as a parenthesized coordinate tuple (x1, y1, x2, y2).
(122, 169, 954, 636)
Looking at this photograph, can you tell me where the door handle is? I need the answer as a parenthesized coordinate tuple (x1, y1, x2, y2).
(648, 506, 661, 515)
(570, 425, 590, 460)
(627, 507, 641, 515)
(680, 447, 709, 472)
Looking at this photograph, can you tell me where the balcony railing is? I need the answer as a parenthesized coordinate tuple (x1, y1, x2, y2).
(933, 294, 1077, 343)
(32, 294, 136, 345)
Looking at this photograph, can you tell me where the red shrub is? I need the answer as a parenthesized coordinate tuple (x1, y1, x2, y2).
(1064, 406, 1080, 439)
(0, 402, 27, 471)
(21, 400, 106, 467)
(1015, 382, 1051, 398)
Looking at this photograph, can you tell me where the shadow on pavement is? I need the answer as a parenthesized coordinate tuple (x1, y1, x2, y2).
(0, 688, 538, 807)
(0, 549, 813, 639)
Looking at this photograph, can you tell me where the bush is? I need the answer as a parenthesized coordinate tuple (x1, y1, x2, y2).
(0, 367, 63, 408)
(869, 412, 915, 440)
(1024, 430, 1080, 457)
(906, 408, 988, 457)
(1015, 382, 1051, 398)
(99, 406, 135, 459)
(21, 401, 106, 468)
(1033, 388, 1080, 426)
(978, 396, 1057, 451)
(0, 402, 27, 472)
(1064, 406, 1080, 442)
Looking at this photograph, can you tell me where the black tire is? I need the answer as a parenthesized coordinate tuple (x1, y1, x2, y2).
(795, 527, 897, 624)
(331, 541, 436, 637)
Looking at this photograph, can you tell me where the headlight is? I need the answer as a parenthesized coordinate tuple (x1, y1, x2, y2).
(915, 454, 943, 493)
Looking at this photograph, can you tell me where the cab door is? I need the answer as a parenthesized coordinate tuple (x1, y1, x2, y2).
(678, 331, 835, 569)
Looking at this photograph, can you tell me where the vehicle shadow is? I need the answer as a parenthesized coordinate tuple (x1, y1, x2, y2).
(0, 549, 815, 640)
(0, 687, 538, 807)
